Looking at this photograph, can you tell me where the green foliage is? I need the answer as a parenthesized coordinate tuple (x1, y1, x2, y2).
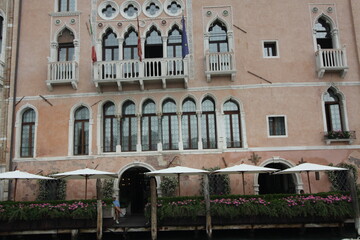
(0, 199, 111, 222)
(102, 179, 114, 199)
(160, 176, 178, 197)
(327, 163, 358, 191)
(248, 152, 261, 166)
(200, 167, 230, 195)
(37, 173, 66, 201)
(145, 193, 353, 222)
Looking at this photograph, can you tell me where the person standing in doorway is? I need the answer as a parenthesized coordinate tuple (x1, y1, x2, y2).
(113, 197, 121, 224)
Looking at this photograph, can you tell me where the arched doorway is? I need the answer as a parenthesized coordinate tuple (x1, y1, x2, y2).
(258, 163, 296, 194)
(119, 167, 150, 214)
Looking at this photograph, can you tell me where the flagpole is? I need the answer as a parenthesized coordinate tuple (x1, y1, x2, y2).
(88, 15, 97, 62)
(137, 13, 143, 62)
(181, 13, 189, 59)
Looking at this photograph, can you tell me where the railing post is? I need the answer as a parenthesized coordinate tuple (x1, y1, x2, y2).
(205, 51, 210, 72)
(139, 60, 144, 79)
(161, 59, 166, 77)
(47, 62, 52, 81)
(342, 46, 348, 67)
(183, 57, 189, 76)
(317, 45, 324, 68)
(116, 62, 121, 79)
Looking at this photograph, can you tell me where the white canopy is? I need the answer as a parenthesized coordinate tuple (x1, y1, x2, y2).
(275, 163, 347, 193)
(145, 166, 209, 176)
(52, 168, 118, 180)
(146, 166, 209, 195)
(0, 170, 53, 180)
(52, 168, 118, 199)
(214, 164, 279, 174)
(0, 170, 53, 201)
(275, 163, 347, 174)
(213, 164, 279, 195)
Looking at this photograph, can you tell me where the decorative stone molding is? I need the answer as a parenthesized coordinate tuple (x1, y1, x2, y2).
(98, 1, 119, 20)
(49, 11, 81, 17)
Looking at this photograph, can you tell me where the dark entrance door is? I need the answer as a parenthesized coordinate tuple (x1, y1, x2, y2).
(258, 163, 296, 194)
(119, 167, 150, 214)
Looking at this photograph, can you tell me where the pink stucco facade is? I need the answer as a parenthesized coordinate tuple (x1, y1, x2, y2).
(2, 0, 360, 207)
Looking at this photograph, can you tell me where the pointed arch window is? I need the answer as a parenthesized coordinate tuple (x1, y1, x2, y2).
(103, 102, 119, 152)
(74, 107, 89, 155)
(121, 101, 137, 152)
(167, 26, 182, 58)
(103, 29, 119, 61)
(141, 100, 158, 151)
(58, 28, 75, 61)
(315, 17, 333, 49)
(0, 16, 3, 55)
(324, 88, 343, 132)
(182, 98, 198, 149)
(162, 99, 178, 150)
(209, 20, 228, 53)
(201, 97, 217, 149)
(124, 28, 140, 60)
(21, 109, 35, 158)
(224, 100, 241, 148)
(145, 27, 163, 58)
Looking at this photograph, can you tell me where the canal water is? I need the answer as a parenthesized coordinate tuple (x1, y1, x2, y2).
(1, 227, 357, 240)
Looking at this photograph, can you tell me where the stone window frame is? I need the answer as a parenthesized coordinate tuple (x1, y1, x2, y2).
(267, 115, 288, 138)
(68, 103, 93, 156)
(262, 40, 279, 58)
(15, 104, 39, 159)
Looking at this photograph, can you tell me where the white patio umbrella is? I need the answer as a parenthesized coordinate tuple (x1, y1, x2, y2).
(213, 164, 279, 194)
(145, 166, 209, 195)
(52, 168, 118, 199)
(275, 163, 347, 193)
(0, 170, 53, 201)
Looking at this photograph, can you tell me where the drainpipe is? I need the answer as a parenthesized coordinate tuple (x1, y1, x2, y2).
(8, 0, 22, 200)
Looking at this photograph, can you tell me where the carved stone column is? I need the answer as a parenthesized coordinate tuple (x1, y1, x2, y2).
(136, 113, 142, 152)
(118, 37, 124, 60)
(177, 112, 183, 150)
(157, 112, 162, 151)
(196, 111, 203, 150)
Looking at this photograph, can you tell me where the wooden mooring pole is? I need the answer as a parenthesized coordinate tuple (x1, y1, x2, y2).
(348, 171, 360, 236)
(204, 174, 212, 239)
(96, 179, 103, 240)
(150, 177, 158, 240)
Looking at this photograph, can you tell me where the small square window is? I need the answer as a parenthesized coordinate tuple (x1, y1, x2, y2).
(263, 41, 278, 58)
(268, 116, 287, 137)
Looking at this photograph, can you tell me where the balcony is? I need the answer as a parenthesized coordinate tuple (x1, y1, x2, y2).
(205, 51, 236, 82)
(93, 57, 189, 92)
(323, 130, 356, 145)
(0, 60, 4, 86)
(315, 46, 348, 78)
(46, 61, 79, 91)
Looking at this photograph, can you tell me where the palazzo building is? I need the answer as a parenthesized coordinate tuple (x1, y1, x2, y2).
(2, 0, 360, 213)
(0, 0, 14, 200)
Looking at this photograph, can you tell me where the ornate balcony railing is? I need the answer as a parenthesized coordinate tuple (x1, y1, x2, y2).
(93, 57, 189, 92)
(315, 46, 348, 78)
(205, 51, 236, 82)
(323, 130, 356, 145)
(46, 61, 79, 91)
(0, 60, 4, 86)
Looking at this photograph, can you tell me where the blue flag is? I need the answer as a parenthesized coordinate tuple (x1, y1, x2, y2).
(181, 15, 189, 58)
